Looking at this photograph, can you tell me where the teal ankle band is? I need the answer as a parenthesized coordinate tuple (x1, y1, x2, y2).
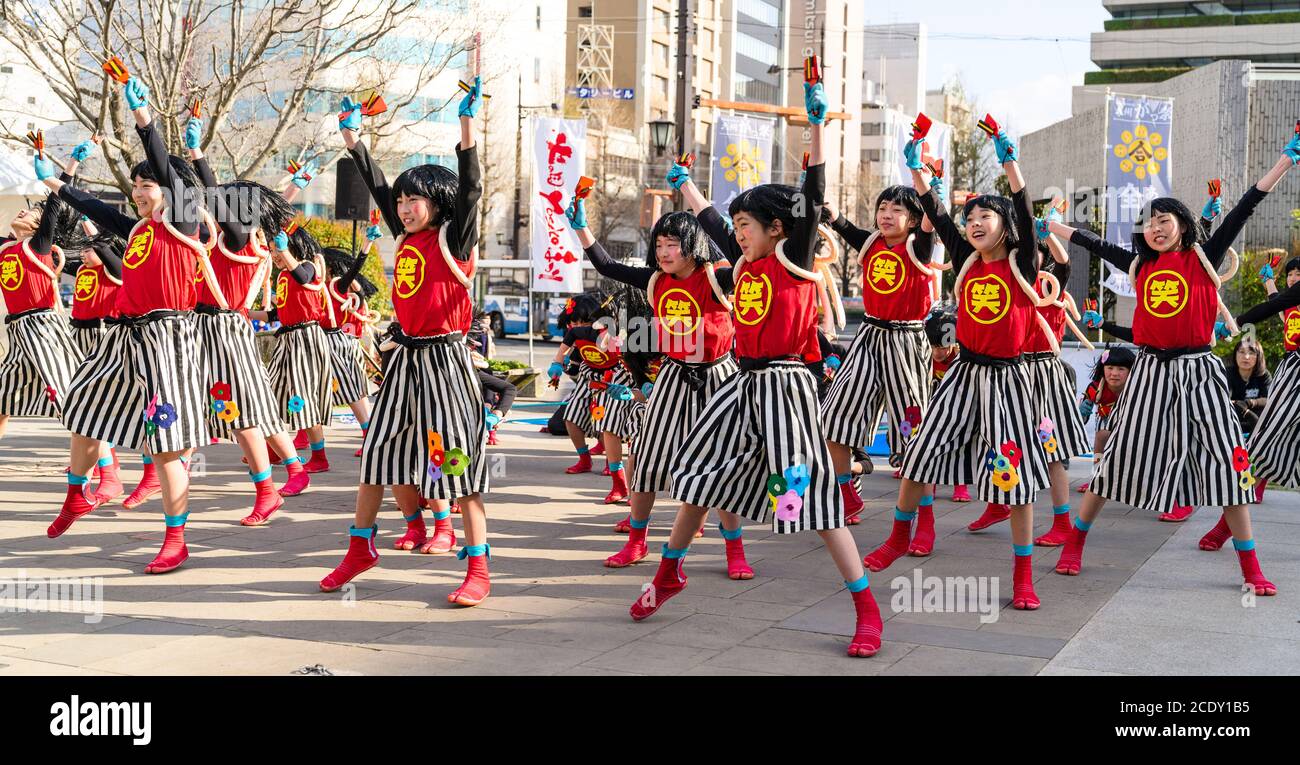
(141, 455, 154, 465)
(845, 574, 870, 593)
(310, 441, 325, 451)
(894, 508, 917, 522)
(662, 545, 688, 559)
(718, 524, 743, 541)
(629, 518, 649, 529)
(403, 512, 422, 522)
(249, 468, 272, 483)
(349, 524, 377, 538)
(96, 456, 113, 468)
(1232, 538, 1256, 552)
(918, 495, 934, 507)
(164, 511, 189, 527)
(1013, 544, 1033, 557)
(1053, 504, 1070, 515)
(836, 473, 852, 485)
(457, 543, 491, 560)
(1074, 518, 1092, 532)
(432, 509, 451, 521)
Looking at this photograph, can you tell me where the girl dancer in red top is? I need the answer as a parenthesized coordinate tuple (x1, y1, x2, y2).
(864, 124, 1051, 611)
(1045, 126, 1300, 595)
(628, 81, 883, 657)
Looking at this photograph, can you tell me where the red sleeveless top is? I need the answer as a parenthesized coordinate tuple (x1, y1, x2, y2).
(956, 256, 1037, 359)
(198, 232, 270, 315)
(72, 262, 121, 320)
(732, 243, 821, 362)
(649, 264, 734, 362)
(860, 233, 935, 322)
(391, 225, 474, 337)
(1131, 248, 1219, 349)
(118, 217, 205, 315)
(274, 264, 326, 326)
(0, 240, 58, 313)
(1284, 307, 1300, 353)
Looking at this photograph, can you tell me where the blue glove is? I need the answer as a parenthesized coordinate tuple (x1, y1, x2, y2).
(903, 139, 926, 172)
(547, 361, 564, 379)
(928, 173, 946, 200)
(825, 355, 841, 371)
(564, 198, 587, 230)
(458, 76, 483, 119)
(606, 383, 632, 401)
(1283, 132, 1300, 165)
(803, 81, 827, 126)
(339, 97, 363, 131)
(365, 224, 383, 242)
(666, 163, 689, 190)
(640, 382, 654, 398)
(1078, 399, 1094, 420)
(184, 117, 203, 150)
(993, 131, 1018, 164)
(34, 155, 56, 181)
(1034, 218, 1050, 241)
(1083, 310, 1104, 329)
(1202, 197, 1222, 220)
(291, 161, 317, 190)
(273, 230, 289, 251)
(124, 77, 149, 110)
(70, 140, 97, 163)
(484, 407, 502, 430)
(1260, 263, 1276, 281)
(1214, 320, 1232, 340)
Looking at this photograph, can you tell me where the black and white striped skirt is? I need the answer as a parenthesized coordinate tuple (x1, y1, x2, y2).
(671, 361, 841, 534)
(195, 310, 287, 440)
(266, 322, 332, 431)
(561, 365, 601, 438)
(820, 321, 931, 463)
(1025, 353, 1090, 463)
(1245, 351, 1300, 487)
(360, 338, 488, 499)
(631, 355, 737, 493)
(0, 310, 82, 418)
(591, 365, 638, 439)
(70, 324, 104, 359)
(898, 356, 1050, 505)
(1090, 350, 1254, 511)
(326, 329, 369, 406)
(61, 313, 208, 453)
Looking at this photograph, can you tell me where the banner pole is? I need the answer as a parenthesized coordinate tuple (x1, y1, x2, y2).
(1099, 91, 1111, 345)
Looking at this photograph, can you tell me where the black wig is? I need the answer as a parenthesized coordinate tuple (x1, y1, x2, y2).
(130, 155, 202, 192)
(287, 227, 322, 264)
(220, 181, 295, 241)
(391, 164, 459, 227)
(1131, 197, 1200, 265)
(321, 247, 378, 298)
(924, 302, 957, 349)
(647, 211, 713, 269)
(1284, 256, 1300, 279)
(1089, 346, 1136, 383)
(727, 183, 801, 239)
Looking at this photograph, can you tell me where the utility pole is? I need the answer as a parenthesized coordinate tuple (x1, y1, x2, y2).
(512, 70, 524, 258)
(673, 0, 693, 179)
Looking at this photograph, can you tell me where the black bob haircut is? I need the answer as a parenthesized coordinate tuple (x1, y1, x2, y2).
(391, 163, 459, 227)
(321, 247, 378, 298)
(558, 291, 614, 332)
(1131, 197, 1200, 265)
(647, 211, 714, 269)
(875, 185, 926, 231)
(130, 155, 202, 193)
(286, 227, 322, 264)
(962, 194, 1022, 252)
(221, 181, 296, 241)
(1091, 346, 1136, 382)
(1284, 256, 1300, 278)
(727, 183, 801, 238)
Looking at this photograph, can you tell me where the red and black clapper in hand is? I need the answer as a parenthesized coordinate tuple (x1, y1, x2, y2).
(286, 159, 313, 182)
(26, 129, 44, 159)
(677, 153, 696, 170)
(977, 113, 1000, 138)
(574, 176, 596, 201)
(1207, 178, 1222, 199)
(804, 55, 821, 85)
(361, 91, 387, 117)
(911, 112, 932, 141)
(102, 56, 130, 84)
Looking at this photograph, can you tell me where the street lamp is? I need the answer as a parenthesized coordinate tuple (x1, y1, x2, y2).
(648, 119, 674, 156)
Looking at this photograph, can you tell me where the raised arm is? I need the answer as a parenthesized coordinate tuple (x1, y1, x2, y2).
(1237, 279, 1300, 328)
(29, 190, 63, 256)
(56, 185, 136, 240)
(1054, 224, 1135, 274)
(994, 131, 1039, 282)
(1204, 133, 1299, 266)
(190, 154, 248, 250)
(915, 181, 973, 269)
(565, 197, 653, 289)
(443, 141, 481, 261)
(696, 206, 744, 266)
(344, 141, 401, 237)
(784, 82, 828, 272)
(829, 213, 873, 254)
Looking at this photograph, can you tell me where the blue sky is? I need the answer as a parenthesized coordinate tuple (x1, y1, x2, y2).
(864, 0, 1112, 135)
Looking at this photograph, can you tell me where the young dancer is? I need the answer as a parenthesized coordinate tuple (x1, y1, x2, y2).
(248, 227, 333, 476)
(818, 184, 937, 523)
(320, 80, 489, 605)
(1075, 345, 1135, 480)
(184, 115, 311, 522)
(1022, 226, 1093, 547)
(320, 244, 379, 457)
(1045, 126, 1300, 595)
(547, 292, 617, 479)
(863, 124, 1051, 611)
(1200, 256, 1300, 550)
(563, 198, 752, 575)
(628, 80, 883, 658)
(1, 172, 81, 443)
(60, 217, 123, 358)
(40, 75, 214, 573)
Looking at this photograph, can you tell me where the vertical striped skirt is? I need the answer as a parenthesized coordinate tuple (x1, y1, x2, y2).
(1090, 350, 1254, 512)
(1025, 353, 1090, 463)
(671, 361, 841, 534)
(61, 313, 208, 453)
(360, 337, 488, 499)
(899, 356, 1050, 506)
(195, 309, 287, 440)
(631, 355, 737, 493)
(1246, 351, 1300, 488)
(326, 328, 369, 407)
(820, 320, 931, 465)
(0, 310, 82, 418)
(266, 322, 332, 431)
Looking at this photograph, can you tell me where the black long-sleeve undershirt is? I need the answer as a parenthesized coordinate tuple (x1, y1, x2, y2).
(585, 239, 735, 294)
(347, 140, 481, 261)
(479, 369, 517, 415)
(29, 190, 62, 257)
(1101, 321, 1134, 343)
(334, 247, 370, 296)
(138, 120, 199, 236)
(829, 214, 936, 264)
(917, 185, 1038, 285)
(693, 163, 825, 274)
(1237, 279, 1300, 328)
(289, 261, 316, 285)
(57, 185, 136, 240)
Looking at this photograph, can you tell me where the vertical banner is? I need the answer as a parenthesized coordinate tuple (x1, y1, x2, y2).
(709, 114, 774, 217)
(1103, 94, 1173, 297)
(531, 117, 587, 292)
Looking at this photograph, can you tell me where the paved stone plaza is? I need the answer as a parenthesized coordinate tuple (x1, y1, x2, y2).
(1, 416, 1297, 676)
